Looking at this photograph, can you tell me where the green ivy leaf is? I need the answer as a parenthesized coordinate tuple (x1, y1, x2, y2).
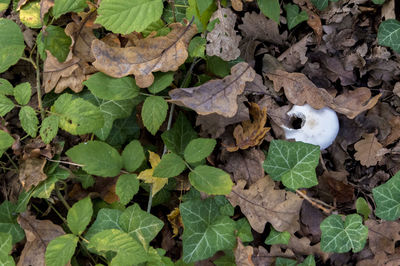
(142, 95, 168, 135)
(320, 214, 368, 253)
(0, 0, 10, 12)
(96, 0, 163, 34)
(0, 95, 14, 116)
(53, 0, 87, 19)
(0, 19, 25, 73)
(0, 78, 13, 95)
(264, 227, 290, 245)
(189, 165, 233, 195)
(309, 0, 337, 10)
(275, 257, 297, 266)
(37, 25, 71, 62)
(148, 72, 174, 94)
(236, 218, 253, 242)
(372, 0, 385, 4)
(153, 153, 186, 178)
(180, 197, 236, 263)
(0, 232, 14, 265)
(45, 234, 78, 266)
(263, 140, 320, 190)
(84, 72, 140, 101)
(13, 82, 31, 105)
(121, 140, 145, 172)
(67, 196, 93, 235)
(372, 171, 400, 220)
(189, 36, 206, 58)
(257, 0, 280, 24)
(0, 130, 14, 157)
(285, 4, 308, 30)
(298, 255, 316, 266)
(355, 197, 371, 221)
(0, 201, 25, 244)
(85, 209, 122, 241)
(40, 115, 59, 144)
(116, 174, 139, 205)
(19, 0, 41, 28)
(66, 141, 123, 177)
(19, 106, 38, 137)
(184, 138, 216, 164)
(378, 19, 400, 54)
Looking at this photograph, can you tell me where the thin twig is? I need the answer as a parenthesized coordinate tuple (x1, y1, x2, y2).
(35, 51, 44, 120)
(296, 189, 334, 214)
(46, 158, 84, 167)
(55, 182, 71, 210)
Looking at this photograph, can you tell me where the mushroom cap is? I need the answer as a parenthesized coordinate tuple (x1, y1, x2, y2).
(282, 104, 339, 150)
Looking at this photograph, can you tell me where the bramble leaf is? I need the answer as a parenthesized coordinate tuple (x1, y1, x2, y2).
(19, 0, 41, 28)
(372, 171, 400, 220)
(0, 232, 14, 265)
(153, 153, 186, 178)
(257, 0, 280, 24)
(122, 140, 145, 172)
(67, 197, 93, 235)
(19, 106, 39, 137)
(0, 201, 25, 244)
(142, 96, 168, 135)
(138, 151, 168, 196)
(148, 72, 174, 94)
(0, 19, 25, 73)
(189, 165, 233, 195)
(45, 234, 78, 266)
(53, 0, 87, 18)
(13, 82, 31, 105)
(37, 25, 71, 62)
(0, 95, 14, 116)
(184, 138, 216, 164)
(39, 115, 59, 144)
(116, 174, 139, 205)
(0, 78, 13, 95)
(0, 130, 14, 157)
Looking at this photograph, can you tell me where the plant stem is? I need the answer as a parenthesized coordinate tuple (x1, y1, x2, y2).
(35, 52, 44, 120)
(4, 152, 18, 171)
(55, 182, 71, 210)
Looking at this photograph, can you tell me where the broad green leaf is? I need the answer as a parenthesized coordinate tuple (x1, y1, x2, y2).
(73, 169, 94, 189)
(372, 171, 400, 220)
(378, 19, 400, 54)
(13, 82, 31, 105)
(153, 153, 186, 178)
(88, 229, 147, 266)
(0, 78, 13, 95)
(116, 174, 139, 205)
(52, 93, 104, 135)
(146, 247, 174, 266)
(0, 0, 10, 12)
(37, 25, 72, 62)
(142, 96, 168, 135)
(163, 0, 188, 23)
(83, 72, 140, 101)
(161, 112, 197, 156)
(119, 204, 164, 246)
(0, 19, 25, 73)
(0, 232, 14, 266)
(186, 0, 215, 32)
(141, 19, 170, 38)
(264, 227, 290, 245)
(19, 106, 38, 137)
(197, 0, 213, 15)
(257, 0, 280, 24)
(0, 130, 14, 157)
(355, 197, 371, 221)
(96, 0, 163, 34)
(121, 140, 145, 172)
(45, 234, 78, 266)
(188, 36, 206, 58)
(67, 197, 93, 235)
(40, 115, 59, 144)
(236, 218, 253, 242)
(53, 0, 87, 18)
(180, 198, 236, 263)
(213, 250, 235, 266)
(106, 111, 140, 146)
(372, 0, 385, 4)
(66, 141, 123, 177)
(285, 4, 308, 30)
(148, 72, 174, 94)
(0, 201, 25, 244)
(298, 255, 316, 266)
(275, 257, 297, 266)
(184, 138, 216, 163)
(263, 140, 320, 190)
(85, 209, 122, 241)
(19, 0, 41, 28)
(189, 166, 233, 195)
(0, 94, 14, 116)
(310, 0, 328, 10)
(320, 214, 368, 253)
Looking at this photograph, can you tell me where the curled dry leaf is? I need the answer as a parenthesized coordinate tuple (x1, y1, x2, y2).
(354, 133, 384, 167)
(167, 207, 183, 237)
(19, 157, 47, 191)
(235, 238, 254, 266)
(170, 62, 256, 117)
(91, 22, 197, 88)
(227, 176, 303, 233)
(206, 8, 241, 61)
(226, 103, 270, 152)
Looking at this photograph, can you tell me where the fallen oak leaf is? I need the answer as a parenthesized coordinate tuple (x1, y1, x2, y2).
(169, 62, 256, 117)
(137, 151, 168, 196)
(354, 133, 384, 167)
(91, 22, 197, 88)
(235, 238, 254, 266)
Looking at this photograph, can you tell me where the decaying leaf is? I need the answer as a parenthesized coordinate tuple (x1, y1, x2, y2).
(91, 22, 197, 88)
(227, 176, 303, 233)
(19, 157, 47, 191)
(17, 212, 67, 266)
(277, 34, 311, 72)
(226, 103, 269, 152)
(206, 8, 241, 61)
(286, 235, 330, 262)
(365, 220, 400, 255)
(252, 245, 295, 266)
(170, 62, 256, 117)
(40, 0, 54, 21)
(235, 238, 254, 266)
(354, 133, 384, 167)
(167, 207, 183, 237)
(137, 151, 168, 196)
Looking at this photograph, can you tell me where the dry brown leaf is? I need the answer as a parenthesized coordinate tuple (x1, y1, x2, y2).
(235, 238, 254, 266)
(226, 103, 269, 152)
(227, 176, 303, 233)
(278, 34, 310, 72)
(365, 220, 400, 255)
(170, 62, 256, 117)
(91, 22, 197, 88)
(167, 207, 183, 238)
(320, 170, 354, 203)
(19, 157, 47, 191)
(286, 235, 330, 262)
(357, 251, 400, 266)
(252, 245, 295, 266)
(17, 212, 67, 266)
(306, 11, 322, 44)
(354, 133, 384, 167)
(40, 0, 54, 21)
(232, 0, 243, 11)
(206, 8, 241, 61)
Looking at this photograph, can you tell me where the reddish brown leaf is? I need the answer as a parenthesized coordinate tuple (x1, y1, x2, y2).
(354, 133, 384, 167)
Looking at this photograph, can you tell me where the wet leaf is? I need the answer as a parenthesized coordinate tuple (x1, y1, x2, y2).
(0, 19, 25, 73)
(372, 171, 400, 220)
(354, 133, 383, 167)
(138, 151, 168, 196)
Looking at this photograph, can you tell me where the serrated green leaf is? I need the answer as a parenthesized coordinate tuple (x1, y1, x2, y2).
(320, 214, 368, 253)
(66, 141, 122, 177)
(85, 209, 122, 242)
(0, 201, 25, 244)
(180, 198, 236, 263)
(275, 257, 297, 266)
(13, 82, 31, 105)
(161, 112, 197, 156)
(372, 171, 400, 220)
(53, 0, 87, 19)
(257, 0, 280, 24)
(236, 218, 253, 242)
(285, 4, 308, 30)
(163, 0, 188, 23)
(265, 227, 290, 245)
(0, 0, 10, 12)
(310, 0, 328, 10)
(298, 255, 316, 266)
(189, 166, 233, 195)
(378, 19, 400, 54)
(0, 19, 25, 73)
(19, 0, 41, 28)
(0, 78, 13, 95)
(67, 197, 93, 235)
(116, 174, 139, 205)
(148, 72, 174, 94)
(355, 197, 370, 221)
(153, 153, 186, 178)
(96, 0, 163, 34)
(19, 106, 38, 137)
(263, 140, 320, 190)
(37, 25, 72, 62)
(45, 234, 78, 266)
(0, 232, 14, 266)
(142, 96, 168, 135)
(189, 36, 206, 58)
(0, 130, 14, 157)
(40, 115, 59, 144)
(121, 140, 145, 172)
(0, 94, 14, 116)
(84, 72, 140, 101)
(184, 138, 216, 163)
(88, 229, 147, 266)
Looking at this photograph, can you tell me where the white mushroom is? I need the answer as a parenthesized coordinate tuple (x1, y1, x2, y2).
(282, 104, 339, 150)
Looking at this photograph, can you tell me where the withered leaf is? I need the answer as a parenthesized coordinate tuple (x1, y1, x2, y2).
(226, 103, 269, 152)
(40, 0, 54, 21)
(170, 62, 256, 117)
(234, 238, 254, 266)
(91, 22, 197, 88)
(286, 235, 330, 262)
(277, 34, 310, 72)
(357, 251, 400, 266)
(227, 176, 303, 233)
(365, 220, 400, 255)
(19, 157, 47, 191)
(252, 245, 295, 266)
(354, 133, 384, 167)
